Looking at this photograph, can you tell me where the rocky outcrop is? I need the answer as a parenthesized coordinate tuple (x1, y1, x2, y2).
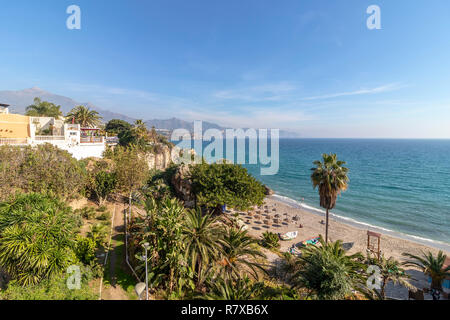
(171, 164, 196, 207)
(264, 185, 274, 196)
(145, 144, 173, 171)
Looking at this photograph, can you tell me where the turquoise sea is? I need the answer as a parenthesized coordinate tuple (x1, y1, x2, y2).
(189, 138, 450, 251)
(241, 139, 450, 251)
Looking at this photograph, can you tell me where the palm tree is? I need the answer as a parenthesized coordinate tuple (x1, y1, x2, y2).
(66, 105, 102, 128)
(311, 153, 349, 243)
(182, 209, 222, 287)
(294, 238, 366, 300)
(219, 227, 266, 280)
(368, 254, 413, 299)
(26, 97, 63, 118)
(403, 251, 450, 300)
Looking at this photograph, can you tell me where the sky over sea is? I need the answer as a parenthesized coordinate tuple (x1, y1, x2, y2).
(1, 0, 450, 138)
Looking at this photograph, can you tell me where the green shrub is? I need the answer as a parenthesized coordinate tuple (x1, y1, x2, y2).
(97, 211, 111, 221)
(0, 273, 97, 300)
(75, 236, 98, 264)
(88, 223, 109, 247)
(96, 205, 108, 212)
(190, 162, 266, 214)
(0, 144, 86, 201)
(260, 231, 280, 249)
(76, 207, 97, 220)
(0, 193, 79, 286)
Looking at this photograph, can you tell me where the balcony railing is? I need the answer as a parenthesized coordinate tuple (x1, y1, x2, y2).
(80, 136, 104, 144)
(66, 124, 80, 130)
(35, 136, 65, 141)
(0, 138, 28, 145)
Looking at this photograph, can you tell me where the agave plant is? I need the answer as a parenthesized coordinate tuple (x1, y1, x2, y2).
(403, 251, 450, 299)
(204, 276, 258, 300)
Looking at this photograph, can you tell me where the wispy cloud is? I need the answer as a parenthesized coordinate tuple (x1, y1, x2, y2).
(212, 82, 296, 102)
(299, 83, 406, 101)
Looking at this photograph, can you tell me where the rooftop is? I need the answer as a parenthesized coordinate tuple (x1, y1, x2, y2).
(0, 104, 10, 107)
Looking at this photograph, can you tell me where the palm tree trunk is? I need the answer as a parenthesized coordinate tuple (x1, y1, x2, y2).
(325, 208, 329, 244)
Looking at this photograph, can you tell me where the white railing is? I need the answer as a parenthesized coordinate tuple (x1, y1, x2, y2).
(35, 136, 65, 141)
(0, 138, 28, 145)
(66, 124, 80, 130)
(80, 136, 104, 144)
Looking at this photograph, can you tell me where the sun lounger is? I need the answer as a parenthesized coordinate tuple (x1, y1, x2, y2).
(279, 231, 298, 241)
(299, 236, 320, 247)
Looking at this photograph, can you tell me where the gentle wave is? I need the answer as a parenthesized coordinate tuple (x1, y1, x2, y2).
(270, 193, 450, 252)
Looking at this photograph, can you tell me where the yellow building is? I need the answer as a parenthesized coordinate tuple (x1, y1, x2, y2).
(0, 105, 31, 139)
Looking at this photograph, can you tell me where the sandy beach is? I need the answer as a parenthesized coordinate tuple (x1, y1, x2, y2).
(248, 196, 450, 259)
(234, 196, 449, 299)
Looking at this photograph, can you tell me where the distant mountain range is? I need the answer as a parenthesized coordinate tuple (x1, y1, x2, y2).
(0, 87, 300, 137)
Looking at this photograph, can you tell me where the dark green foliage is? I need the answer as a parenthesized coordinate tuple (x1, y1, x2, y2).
(143, 167, 178, 201)
(190, 162, 266, 213)
(74, 236, 97, 264)
(260, 231, 280, 249)
(105, 119, 132, 135)
(0, 193, 79, 286)
(92, 171, 117, 205)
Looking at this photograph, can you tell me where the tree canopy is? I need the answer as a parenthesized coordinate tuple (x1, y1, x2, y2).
(104, 119, 132, 135)
(189, 162, 266, 213)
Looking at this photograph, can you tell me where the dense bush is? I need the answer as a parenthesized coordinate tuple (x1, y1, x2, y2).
(0, 193, 79, 285)
(189, 162, 266, 214)
(74, 236, 97, 264)
(0, 144, 86, 201)
(76, 206, 97, 220)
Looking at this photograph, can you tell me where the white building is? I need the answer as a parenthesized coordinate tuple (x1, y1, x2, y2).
(0, 105, 106, 160)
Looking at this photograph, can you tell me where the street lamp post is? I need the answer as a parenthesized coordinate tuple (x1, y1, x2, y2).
(143, 242, 150, 301)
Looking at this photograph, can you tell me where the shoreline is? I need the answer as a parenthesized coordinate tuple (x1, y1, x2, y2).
(242, 195, 450, 262)
(270, 194, 450, 253)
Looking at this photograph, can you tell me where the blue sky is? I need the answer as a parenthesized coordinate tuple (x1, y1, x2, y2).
(1, 0, 449, 138)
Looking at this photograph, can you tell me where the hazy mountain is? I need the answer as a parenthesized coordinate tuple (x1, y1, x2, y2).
(0, 87, 300, 137)
(145, 118, 224, 131)
(0, 87, 136, 123)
